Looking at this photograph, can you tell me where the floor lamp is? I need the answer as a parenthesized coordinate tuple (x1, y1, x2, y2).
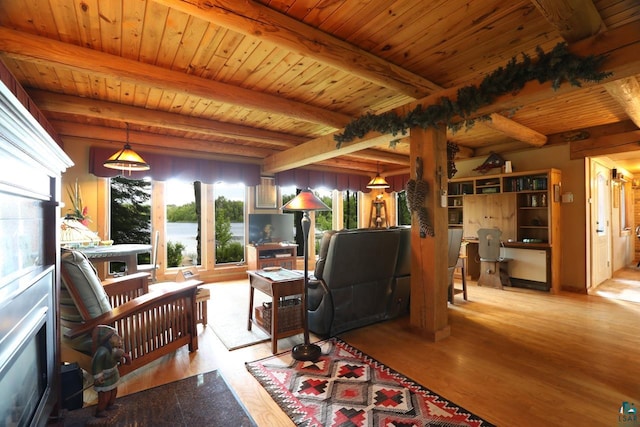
(282, 188, 330, 361)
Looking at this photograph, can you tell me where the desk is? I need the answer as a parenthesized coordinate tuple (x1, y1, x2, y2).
(78, 244, 152, 276)
(247, 269, 304, 354)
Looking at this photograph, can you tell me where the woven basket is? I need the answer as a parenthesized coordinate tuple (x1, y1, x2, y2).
(262, 298, 302, 332)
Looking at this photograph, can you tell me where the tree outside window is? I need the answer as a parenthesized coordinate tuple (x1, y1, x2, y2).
(110, 176, 151, 273)
(214, 183, 245, 265)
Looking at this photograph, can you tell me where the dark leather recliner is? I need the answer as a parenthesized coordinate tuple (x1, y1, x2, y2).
(307, 227, 410, 336)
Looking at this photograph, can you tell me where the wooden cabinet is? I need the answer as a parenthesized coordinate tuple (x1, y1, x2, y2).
(462, 193, 516, 241)
(448, 169, 561, 292)
(246, 244, 298, 270)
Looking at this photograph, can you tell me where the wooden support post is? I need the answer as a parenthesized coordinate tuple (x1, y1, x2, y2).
(408, 125, 450, 341)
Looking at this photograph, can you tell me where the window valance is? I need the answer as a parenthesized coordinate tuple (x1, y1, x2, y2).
(275, 169, 410, 193)
(89, 147, 261, 185)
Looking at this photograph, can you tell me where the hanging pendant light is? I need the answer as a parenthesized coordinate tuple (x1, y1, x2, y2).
(103, 123, 150, 174)
(366, 163, 389, 189)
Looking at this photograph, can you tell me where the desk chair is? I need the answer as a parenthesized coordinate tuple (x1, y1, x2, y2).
(477, 228, 511, 289)
(447, 228, 465, 303)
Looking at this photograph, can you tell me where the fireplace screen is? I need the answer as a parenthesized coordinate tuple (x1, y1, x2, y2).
(0, 323, 47, 426)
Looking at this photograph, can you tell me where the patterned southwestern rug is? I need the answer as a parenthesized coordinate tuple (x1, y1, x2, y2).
(246, 338, 495, 427)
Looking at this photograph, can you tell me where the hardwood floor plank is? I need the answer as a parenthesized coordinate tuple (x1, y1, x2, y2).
(102, 278, 638, 427)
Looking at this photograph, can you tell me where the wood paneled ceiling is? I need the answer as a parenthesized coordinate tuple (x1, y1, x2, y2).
(0, 0, 639, 177)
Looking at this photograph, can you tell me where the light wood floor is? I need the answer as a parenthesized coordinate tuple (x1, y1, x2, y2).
(113, 275, 639, 427)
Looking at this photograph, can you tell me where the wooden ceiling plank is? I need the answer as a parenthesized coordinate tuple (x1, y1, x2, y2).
(0, 27, 350, 128)
(121, 0, 146, 59)
(139, 1, 170, 64)
(96, 0, 123, 56)
(156, 8, 192, 67)
(153, 0, 441, 97)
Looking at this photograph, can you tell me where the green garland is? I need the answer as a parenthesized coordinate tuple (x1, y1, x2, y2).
(334, 43, 612, 147)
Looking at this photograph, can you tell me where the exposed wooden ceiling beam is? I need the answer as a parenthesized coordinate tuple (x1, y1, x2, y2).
(0, 27, 350, 129)
(53, 120, 404, 173)
(56, 122, 275, 159)
(483, 113, 548, 147)
(29, 89, 305, 148)
(570, 129, 640, 159)
(264, 22, 640, 173)
(604, 77, 640, 128)
(154, 0, 440, 98)
(530, 0, 606, 42)
(263, 130, 402, 173)
(534, 1, 640, 132)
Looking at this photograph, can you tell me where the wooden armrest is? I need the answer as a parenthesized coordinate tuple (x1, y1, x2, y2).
(102, 272, 150, 297)
(64, 281, 199, 340)
(148, 279, 204, 293)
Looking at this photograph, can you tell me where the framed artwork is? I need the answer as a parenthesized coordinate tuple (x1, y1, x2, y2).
(256, 177, 277, 209)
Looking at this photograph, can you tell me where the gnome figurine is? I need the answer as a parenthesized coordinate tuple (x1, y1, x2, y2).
(91, 325, 131, 418)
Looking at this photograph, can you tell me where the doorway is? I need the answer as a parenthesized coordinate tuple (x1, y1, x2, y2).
(589, 160, 612, 289)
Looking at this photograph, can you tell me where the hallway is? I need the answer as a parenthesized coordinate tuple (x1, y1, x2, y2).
(589, 266, 640, 303)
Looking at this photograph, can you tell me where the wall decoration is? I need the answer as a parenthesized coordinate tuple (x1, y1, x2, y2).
(473, 152, 505, 174)
(406, 157, 434, 238)
(334, 43, 611, 147)
(256, 177, 277, 209)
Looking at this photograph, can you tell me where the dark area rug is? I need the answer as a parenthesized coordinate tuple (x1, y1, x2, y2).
(246, 338, 495, 427)
(63, 370, 255, 426)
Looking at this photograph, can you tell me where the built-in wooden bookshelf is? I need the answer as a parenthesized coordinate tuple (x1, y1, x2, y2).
(448, 169, 562, 292)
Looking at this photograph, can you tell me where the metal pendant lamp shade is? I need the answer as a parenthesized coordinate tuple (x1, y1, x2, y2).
(282, 189, 329, 361)
(103, 144, 150, 171)
(103, 123, 150, 172)
(366, 174, 390, 189)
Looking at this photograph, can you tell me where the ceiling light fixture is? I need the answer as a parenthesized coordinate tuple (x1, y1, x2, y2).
(103, 123, 150, 174)
(366, 164, 390, 189)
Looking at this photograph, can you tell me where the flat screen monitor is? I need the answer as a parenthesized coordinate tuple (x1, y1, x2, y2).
(248, 213, 295, 245)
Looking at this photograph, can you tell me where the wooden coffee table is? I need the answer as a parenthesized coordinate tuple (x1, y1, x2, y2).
(247, 269, 305, 354)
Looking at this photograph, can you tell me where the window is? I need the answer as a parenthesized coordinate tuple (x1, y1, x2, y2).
(343, 190, 358, 229)
(214, 182, 245, 265)
(109, 176, 151, 274)
(620, 180, 632, 233)
(165, 180, 200, 267)
(396, 191, 411, 225)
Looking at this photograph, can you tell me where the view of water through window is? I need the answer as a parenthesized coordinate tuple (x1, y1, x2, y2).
(165, 180, 245, 266)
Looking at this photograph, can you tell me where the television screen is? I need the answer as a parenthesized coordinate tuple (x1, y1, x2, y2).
(248, 213, 295, 245)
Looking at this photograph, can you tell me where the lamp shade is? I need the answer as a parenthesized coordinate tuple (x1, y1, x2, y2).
(366, 174, 390, 189)
(103, 144, 150, 172)
(282, 188, 330, 212)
